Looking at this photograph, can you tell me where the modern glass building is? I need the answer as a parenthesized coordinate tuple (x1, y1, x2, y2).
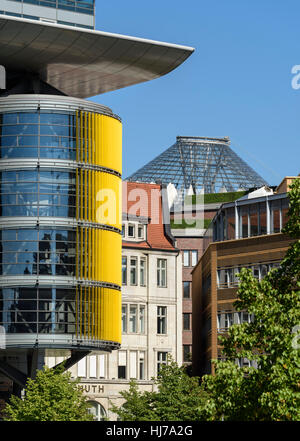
(0, 7, 193, 395)
(0, 94, 122, 352)
(0, 0, 95, 29)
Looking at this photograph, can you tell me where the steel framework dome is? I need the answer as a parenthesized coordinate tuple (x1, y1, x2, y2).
(127, 136, 268, 193)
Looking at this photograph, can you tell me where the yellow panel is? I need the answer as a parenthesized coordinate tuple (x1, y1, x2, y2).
(80, 111, 83, 163)
(92, 113, 95, 166)
(76, 227, 79, 279)
(95, 114, 122, 175)
(80, 286, 83, 338)
(80, 169, 83, 220)
(88, 170, 92, 222)
(76, 110, 79, 162)
(76, 285, 78, 338)
(97, 288, 121, 343)
(97, 230, 121, 286)
(87, 286, 90, 339)
(92, 228, 95, 280)
(75, 168, 78, 220)
(80, 227, 83, 279)
(84, 228, 88, 280)
(84, 170, 88, 221)
(95, 172, 121, 230)
(95, 114, 99, 166)
(84, 112, 87, 163)
(92, 170, 95, 223)
(88, 227, 91, 280)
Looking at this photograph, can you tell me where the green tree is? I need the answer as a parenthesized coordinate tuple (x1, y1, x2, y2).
(3, 364, 94, 421)
(202, 178, 300, 421)
(110, 358, 208, 421)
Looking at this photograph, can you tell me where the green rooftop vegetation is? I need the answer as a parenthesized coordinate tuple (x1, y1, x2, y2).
(170, 218, 212, 229)
(185, 190, 247, 205)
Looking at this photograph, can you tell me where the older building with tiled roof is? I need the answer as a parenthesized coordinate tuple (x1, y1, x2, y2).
(48, 181, 182, 419)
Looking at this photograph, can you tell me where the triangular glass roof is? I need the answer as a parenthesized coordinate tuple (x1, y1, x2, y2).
(127, 136, 268, 193)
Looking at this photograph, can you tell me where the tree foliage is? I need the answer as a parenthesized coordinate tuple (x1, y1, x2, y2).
(202, 178, 300, 421)
(110, 358, 208, 421)
(3, 364, 94, 421)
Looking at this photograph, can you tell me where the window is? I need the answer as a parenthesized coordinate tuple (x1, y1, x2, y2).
(122, 256, 127, 285)
(183, 250, 190, 267)
(240, 205, 249, 238)
(87, 401, 107, 421)
(139, 352, 145, 380)
(191, 250, 198, 267)
(140, 258, 146, 286)
(122, 305, 127, 333)
(77, 357, 86, 377)
(183, 281, 191, 299)
(157, 259, 167, 287)
(157, 351, 168, 373)
(157, 306, 167, 334)
(118, 351, 127, 379)
(129, 351, 137, 379)
(99, 354, 105, 379)
(271, 200, 281, 233)
(138, 225, 144, 239)
(139, 305, 145, 334)
(128, 224, 135, 237)
(224, 312, 234, 329)
(129, 305, 137, 333)
(89, 355, 97, 378)
(183, 313, 191, 330)
(122, 224, 125, 237)
(130, 257, 137, 285)
(183, 345, 192, 362)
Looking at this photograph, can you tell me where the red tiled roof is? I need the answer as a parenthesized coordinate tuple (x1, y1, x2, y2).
(122, 181, 175, 250)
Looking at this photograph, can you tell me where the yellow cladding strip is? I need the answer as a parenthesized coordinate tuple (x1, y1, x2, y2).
(80, 169, 83, 220)
(80, 227, 83, 279)
(84, 227, 88, 280)
(80, 286, 83, 338)
(76, 110, 79, 162)
(75, 168, 78, 220)
(76, 285, 78, 338)
(76, 227, 79, 279)
(80, 111, 83, 163)
(88, 170, 92, 222)
(84, 170, 88, 221)
(76, 110, 122, 343)
(84, 112, 87, 163)
(88, 227, 91, 280)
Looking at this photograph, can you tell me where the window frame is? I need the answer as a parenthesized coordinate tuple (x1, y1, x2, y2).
(157, 258, 167, 288)
(157, 306, 167, 335)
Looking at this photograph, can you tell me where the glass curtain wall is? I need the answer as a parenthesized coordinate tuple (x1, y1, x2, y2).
(0, 104, 122, 348)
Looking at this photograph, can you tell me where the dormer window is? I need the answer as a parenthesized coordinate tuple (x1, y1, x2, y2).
(138, 225, 144, 240)
(128, 224, 135, 238)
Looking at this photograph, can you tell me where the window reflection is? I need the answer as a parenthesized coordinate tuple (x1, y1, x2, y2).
(0, 111, 79, 160)
(0, 286, 76, 334)
(0, 170, 76, 218)
(0, 229, 76, 276)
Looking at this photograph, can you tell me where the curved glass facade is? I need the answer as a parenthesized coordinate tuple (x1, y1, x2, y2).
(0, 96, 122, 351)
(0, 228, 76, 276)
(0, 170, 76, 217)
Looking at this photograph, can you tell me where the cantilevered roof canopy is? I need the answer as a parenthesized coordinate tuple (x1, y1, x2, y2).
(0, 15, 194, 99)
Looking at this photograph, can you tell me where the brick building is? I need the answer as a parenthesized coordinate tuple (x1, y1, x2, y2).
(192, 177, 297, 376)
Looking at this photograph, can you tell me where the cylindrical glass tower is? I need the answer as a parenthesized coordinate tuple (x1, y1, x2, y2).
(0, 95, 122, 352)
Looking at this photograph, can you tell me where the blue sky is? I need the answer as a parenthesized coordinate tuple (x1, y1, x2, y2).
(91, 0, 300, 186)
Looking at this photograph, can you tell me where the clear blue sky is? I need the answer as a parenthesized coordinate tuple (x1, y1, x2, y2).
(91, 0, 300, 186)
